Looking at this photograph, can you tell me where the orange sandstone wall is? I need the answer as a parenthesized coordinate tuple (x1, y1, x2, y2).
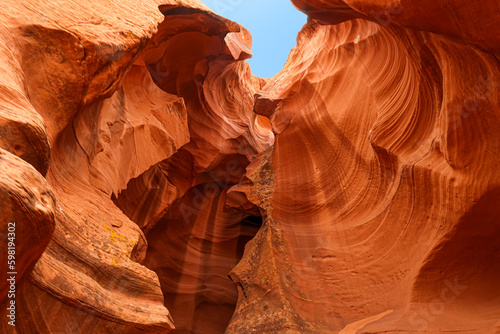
(0, 0, 498, 333)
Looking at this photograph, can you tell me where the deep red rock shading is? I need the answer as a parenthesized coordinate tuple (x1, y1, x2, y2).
(0, 0, 498, 333)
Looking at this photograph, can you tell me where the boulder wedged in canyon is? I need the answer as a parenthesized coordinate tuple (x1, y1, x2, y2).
(0, 0, 499, 333)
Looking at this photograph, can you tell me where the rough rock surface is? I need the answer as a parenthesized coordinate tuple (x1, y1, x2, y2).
(0, 149, 55, 301)
(0, 0, 498, 333)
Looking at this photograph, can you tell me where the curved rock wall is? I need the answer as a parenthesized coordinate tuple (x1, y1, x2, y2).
(0, 0, 498, 333)
(230, 1, 500, 332)
(0, 1, 270, 333)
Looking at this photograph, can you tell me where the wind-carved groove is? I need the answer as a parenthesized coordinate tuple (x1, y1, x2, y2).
(1, 1, 499, 334)
(109, 6, 272, 333)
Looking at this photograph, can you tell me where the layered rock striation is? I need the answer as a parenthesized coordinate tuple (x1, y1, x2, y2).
(0, 1, 271, 333)
(232, 1, 500, 332)
(0, 0, 498, 333)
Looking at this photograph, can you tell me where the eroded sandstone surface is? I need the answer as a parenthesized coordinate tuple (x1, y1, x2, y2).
(0, 0, 498, 333)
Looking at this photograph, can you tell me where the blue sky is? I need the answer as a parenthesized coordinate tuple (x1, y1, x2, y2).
(202, 0, 307, 78)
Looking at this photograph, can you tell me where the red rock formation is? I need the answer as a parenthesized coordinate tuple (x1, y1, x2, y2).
(229, 1, 500, 333)
(0, 0, 270, 332)
(122, 6, 271, 332)
(0, 149, 55, 301)
(0, 0, 499, 333)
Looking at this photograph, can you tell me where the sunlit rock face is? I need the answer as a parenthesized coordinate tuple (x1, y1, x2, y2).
(229, 1, 500, 333)
(0, 1, 270, 333)
(0, 0, 498, 333)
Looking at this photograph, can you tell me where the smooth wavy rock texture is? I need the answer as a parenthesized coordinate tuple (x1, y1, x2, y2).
(0, 0, 269, 333)
(236, 1, 500, 333)
(0, 0, 499, 333)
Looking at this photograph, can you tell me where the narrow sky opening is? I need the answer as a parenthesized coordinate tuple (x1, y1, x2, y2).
(202, 0, 307, 78)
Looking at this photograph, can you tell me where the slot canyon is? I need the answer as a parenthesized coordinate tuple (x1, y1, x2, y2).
(0, 0, 499, 333)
